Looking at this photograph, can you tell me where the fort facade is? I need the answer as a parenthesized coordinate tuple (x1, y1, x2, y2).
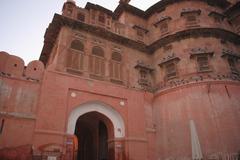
(0, 0, 240, 160)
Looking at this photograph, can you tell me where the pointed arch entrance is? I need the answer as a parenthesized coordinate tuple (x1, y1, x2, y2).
(66, 101, 125, 160)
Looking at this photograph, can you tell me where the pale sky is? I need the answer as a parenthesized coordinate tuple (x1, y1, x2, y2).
(0, 0, 159, 64)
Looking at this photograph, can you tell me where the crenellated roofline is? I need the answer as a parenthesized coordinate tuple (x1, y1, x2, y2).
(40, 14, 240, 65)
(84, 0, 231, 20)
(114, 0, 230, 19)
(144, 0, 230, 18)
(85, 2, 114, 16)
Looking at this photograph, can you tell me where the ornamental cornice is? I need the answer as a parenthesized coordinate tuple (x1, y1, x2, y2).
(40, 14, 240, 65)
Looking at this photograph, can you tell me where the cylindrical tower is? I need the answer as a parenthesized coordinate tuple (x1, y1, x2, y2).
(150, 0, 240, 159)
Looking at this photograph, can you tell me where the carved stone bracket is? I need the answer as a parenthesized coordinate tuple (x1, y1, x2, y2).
(158, 53, 180, 67)
(132, 25, 149, 33)
(135, 60, 154, 90)
(135, 60, 154, 71)
(189, 48, 214, 58)
(181, 9, 201, 16)
(154, 16, 172, 27)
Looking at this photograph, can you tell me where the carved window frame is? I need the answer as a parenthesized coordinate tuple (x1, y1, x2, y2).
(165, 62, 178, 80)
(109, 51, 124, 84)
(89, 46, 106, 79)
(181, 9, 201, 27)
(221, 49, 240, 75)
(196, 55, 212, 72)
(159, 56, 180, 81)
(66, 39, 85, 74)
(133, 25, 148, 43)
(189, 50, 214, 73)
(154, 17, 172, 36)
(135, 61, 154, 88)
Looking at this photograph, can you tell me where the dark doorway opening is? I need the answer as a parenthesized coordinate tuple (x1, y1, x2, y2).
(74, 111, 113, 160)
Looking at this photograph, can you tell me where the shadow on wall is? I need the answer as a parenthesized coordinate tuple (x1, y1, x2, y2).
(0, 51, 45, 81)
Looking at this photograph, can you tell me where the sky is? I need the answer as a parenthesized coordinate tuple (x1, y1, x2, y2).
(0, 0, 159, 64)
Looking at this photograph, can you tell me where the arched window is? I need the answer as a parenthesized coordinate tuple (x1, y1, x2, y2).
(89, 46, 105, 78)
(66, 40, 84, 73)
(71, 40, 84, 51)
(110, 52, 123, 83)
(112, 52, 122, 62)
(92, 46, 104, 57)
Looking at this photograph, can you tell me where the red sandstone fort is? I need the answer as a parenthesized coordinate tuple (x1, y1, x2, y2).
(0, 0, 240, 160)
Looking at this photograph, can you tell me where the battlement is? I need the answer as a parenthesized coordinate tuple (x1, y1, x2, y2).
(0, 51, 45, 82)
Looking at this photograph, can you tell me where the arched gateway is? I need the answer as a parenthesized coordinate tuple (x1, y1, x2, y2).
(66, 101, 125, 160)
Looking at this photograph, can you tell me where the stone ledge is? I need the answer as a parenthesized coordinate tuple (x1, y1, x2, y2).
(0, 111, 36, 120)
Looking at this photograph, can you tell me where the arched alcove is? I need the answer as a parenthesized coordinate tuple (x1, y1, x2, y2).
(67, 101, 125, 160)
(67, 101, 125, 138)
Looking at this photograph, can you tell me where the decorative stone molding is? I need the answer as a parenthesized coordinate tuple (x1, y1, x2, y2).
(158, 53, 180, 67)
(85, 2, 113, 16)
(135, 61, 154, 90)
(132, 25, 149, 33)
(206, 152, 239, 160)
(153, 16, 172, 27)
(114, 0, 230, 19)
(67, 101, 125, 138)
(73, 32, 87, 41)
(155, 72, 240, 92)
(145, 0, 230, 18)
(149, 28, 240, 53)
(40, 15, 240, 65)
(135, 60, 154, 71)
(181, 9, 201, 16)
(189, 47, 214, 58)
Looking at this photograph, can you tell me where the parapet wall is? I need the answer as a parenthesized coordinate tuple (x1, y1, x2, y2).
(0, 51, 45, 81)
(0, 51, 45, 149)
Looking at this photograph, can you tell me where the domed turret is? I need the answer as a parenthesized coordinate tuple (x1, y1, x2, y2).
(67, 0, 76, 5)
(119, 0, 131, 4)
(62, 0, 76, 17)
